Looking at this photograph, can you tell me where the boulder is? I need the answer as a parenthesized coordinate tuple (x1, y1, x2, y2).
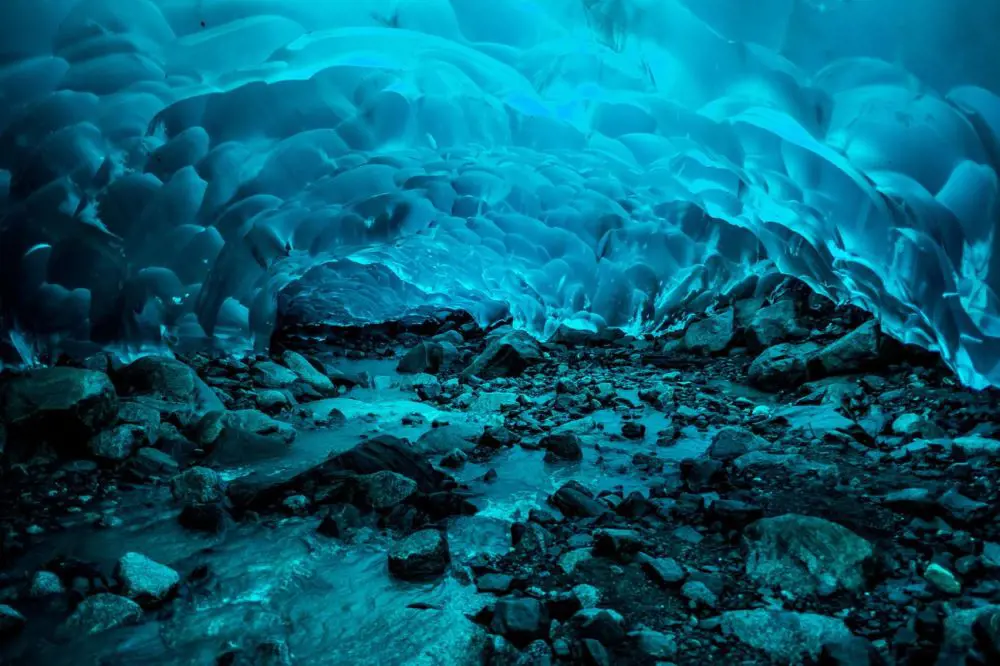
(114, 552, 180, 607)
(707, 427, 771, 462)
(397, 341, 457, 374)
(130, 447, 180, 477)
(812, 321, 883, 376)
(59, 593, 142, 638)
(462, 331, 542, 379)
(200, 409, 296, 464)
(88, 424, 146, 461)
(251, 361, 298, 388)
(171, 467, 224, 504)
(748, 342, 820, 391)
(387, 529, 450, 580)
(683, 308, 734, 354)
(0, 367, 118, 456)
(114, 356, 197, 402)
(359, 470, 417, 510)
(491, 597, 550, 647)
(415, 423, 484, 455)
(744, 514, 874, 598)
(281, 351, 335, 393)
(540, 432, 583, 461)
(550, 481, 610, 518)
(720, 609, 852, 662)
(747, 300, 800, 349)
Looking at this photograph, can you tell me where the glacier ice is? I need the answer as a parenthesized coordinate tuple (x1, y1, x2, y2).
(0, 0, 998, 386)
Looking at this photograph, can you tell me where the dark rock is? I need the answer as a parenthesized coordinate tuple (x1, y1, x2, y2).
(281, 350, 335, 393)
(250, 361, 297, 388)
(748, 342, 820, 391)
(179, 503, 231, 533)
(387, 529, 450, 580)
(580, 639, 611, 666)
(476, 574, 514, 594)
(721, 609, 852, 663)
(812, 320, 884, 377)
(707, 427, 770, 461)
(883, 487, 936, 515)
(130, 447, 179, 477)
(415, 423, 483, 455)
(0, 604, 26, 638)
(540, 433, 583, 461)
(819, 636, 883, 666)
(115, 356, 201, 403)
(748, 300, 801, 350)
(88, 423, 146, 461)
(710, 499, 765, 527)
(317, 504, 363, 539)
(973, 609, 1000, 662)
(440, 449, 468, 469)
(359, 470, 418, 510)
(397, 341, 456, 374)
(684, 308, 734, 354)
(620, 421, 645, 440)
(114, 552, 180, 607)
(480, 426, 518, 449)
(491, 597, 550, 647)
(637, 553, 687, 587)
(616, 491, 653, 519)
(58, 593, 143, 638)
(463, 331, 542, 380)
(550, 481, 609, 518)
(937, 488, 991, 525)
(593, 529, 644, 561)
(565, 609, 626, 647)
(171, 467, 224, 504)
(200, 409, 296, 464)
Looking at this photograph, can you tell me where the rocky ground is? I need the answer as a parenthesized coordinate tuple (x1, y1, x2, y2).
(2, 282, 1000, 665)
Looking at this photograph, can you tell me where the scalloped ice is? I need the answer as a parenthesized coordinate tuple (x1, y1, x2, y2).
(0, 0, 999, 387)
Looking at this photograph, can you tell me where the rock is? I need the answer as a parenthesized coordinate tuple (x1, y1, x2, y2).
(398, 341, 457, 374)
(179, 503, 232, 533)
(748, 342, 820, 391)
(684, 308, 734, 354)
(682, 580, 718, 608)
(130, 447, 179, 477)
(581, 638, 610, 666)
(891, 413, 943, 439)
(114, 552, 180, 607)
(317, 503, 363, 539)
(565, 608, 626, 647)
(281, 351, 335, 393)
(320, 435, 447, 493)
(620, 421, 645, 440)
(540, 432, 583, 461)
(251, 361, 298, 388)
(637, 553, 687, 587)
(550, 481, 610, 518)
(387, 529, 450, 580)
(972, 609, 1000, 661)
(462, 331, 542, 379)
(476, 573, 514, 594)
(819, 636, 883, 666)
(88, 424, 146, 461)
(29, 570, 65, 598)
(883, 487, 935, 515)
(937, 488, 991, 525)
(117, 400, 162, 439)
(439, 449, 467, 468)
(631, 629, 677, 659)
(59, 593, 143, 637)
(491, 597, 550, 647)
(359, 471, 417, 510)
(924, 562, 961, 595)
(0, 604, 26, 637)
(415, 423, 484, 455)
(744, 514, 874, 598)
(707, 427, 770, 461)
(813, 321, 883, 376)
(594, 529, 644, 561)
(254, 389, 293, 414)
(748, 299, 800, 349)
(115, 356, 200, 403)
(720, 609, 852, 662)
(251, 638, 293, 666)
(201, 409, 296, 464)
(171, 467, 224, 504)
(0, 367, 118, 456)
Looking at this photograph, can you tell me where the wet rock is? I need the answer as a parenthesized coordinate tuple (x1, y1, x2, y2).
(463, 331, 542, 380)
(359, 470, 417, 510)
(710, 499, 765, 527)
(117, 400, 162, 439)
(637, 553, 687, 587)
(620, 421, 645, 440)
(281, 350, 335, 393)
(398, 341, 456, 374)
(812, 320, 883, 376)
(748, 299, 801, 349)
(491, 597, 550, 647)
(631, 629, 678, 659)
(744, 514, 874, 598)
(415, 423, 484, 455)
(480, 426, 518, 449)
(748, 342, 820, 391)
(88, 423, 146, 461)
(254, 389, 293, 414)
(388, 529, 450, 581)
(251, 361, 298, 388)
(818, 636, 883, 666)
(540, 432, 583, 461)
(564, 608, 626, 647)
(29, 570, 65, 598)
(550, 481, 609, 518)
(59, 593, 142, 638)
(114, 552, 180, 607)
(684, 308, 734, 354)
(720, 609, 852, 662)
(115, 356, 200, 403)
(580, 638, 610, 666)
(0, 604, 25, 638)
(937, 488, 991, 525)
(924, 562, 961, 595)
(0, 367, 118, 456)
(891, 413, 943, 439)
(681, 580, 718, 608)
(594, 529, 645, 561)
(972, 609, 1000, 661)
(130, 447, 179, 477)
(179, 503, 231, 533)
(171, 467, 224, 504)
(201, 409, 296, 464)
(317, 503, 363, 539)
(707, 427, 770, 461)
(476, 574, 514, 594)
(440, 449, 467, 468)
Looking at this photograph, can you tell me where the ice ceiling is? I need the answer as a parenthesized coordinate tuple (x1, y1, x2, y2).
(1, 0, 999, 387)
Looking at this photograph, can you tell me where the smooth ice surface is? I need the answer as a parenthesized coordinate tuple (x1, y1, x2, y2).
(0, 1, 999, 386)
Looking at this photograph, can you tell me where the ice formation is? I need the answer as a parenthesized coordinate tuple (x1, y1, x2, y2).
(0, 0, 998, 386)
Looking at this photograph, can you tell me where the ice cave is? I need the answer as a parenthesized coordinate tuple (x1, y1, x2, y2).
(1, 1, 1000, 664)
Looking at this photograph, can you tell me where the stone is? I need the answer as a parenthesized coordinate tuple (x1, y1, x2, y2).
(748, 299, 800, 349)
(684, 308, 734, 354)
(462, 331, 542, 379)
(114, 552, 180, 607)
(631, 629, 677, 659)
(88, 424, 146, 461)
(0, 367, 118, 455)
(179, 503, 231, 533)
(317, 503, 363, 539)
(637, 553, 687, 587)
(682, 580, 718, 608)
(707, 426, 770, 461)
(593, 529, 644, 561)
(201, 409, 296, 464)
(59, 593, 143, 637)
(813, 320, 882, 376)
(819, 636, 882, 666)
(254, 389, 293, 413)
(115, 356, 201, 403)
(748, 342, 820, 391)
(540, 432, 583, 461)
(281, 350, 335, 393)
(476, 573, 514, 593)
(744, 514, 874, 598)
(131, 447, 179, 477)
(415, 423, 484, 455)
(720, 609, 852, 662)
(565, 608, 626, 647)
(937, 488, 991, 525)
(924, 562, 961, 595)
(491, 597, 550, 647)
(359, 470, 417, 510)
(0, 604, 26, 637)
(29, 570, 65, 598)
(892, 413, 943, 439)
(550, 481, 609, 518)
(398, 341, 456, 374)
(251, 361, 298, 388)
(171, 467, 224, 504)
(388, 529, 450, 580)
(117, 400, 162, 439)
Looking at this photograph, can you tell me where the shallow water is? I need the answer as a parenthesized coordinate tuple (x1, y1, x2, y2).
(1, 366, 713, 665)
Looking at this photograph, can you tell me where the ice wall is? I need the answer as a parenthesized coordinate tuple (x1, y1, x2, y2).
(0, 0, 998, 386)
